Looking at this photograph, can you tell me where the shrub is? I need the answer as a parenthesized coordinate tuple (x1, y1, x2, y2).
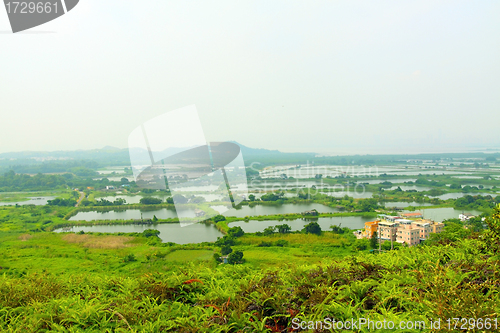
(274, 239, 289, 247)
(123, 253, 137, 262)
(143, 229, 160, 238)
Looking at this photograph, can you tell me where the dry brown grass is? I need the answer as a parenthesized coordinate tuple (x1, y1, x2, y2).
(18, 234, 33, 241)
(62, 234, 135, 249)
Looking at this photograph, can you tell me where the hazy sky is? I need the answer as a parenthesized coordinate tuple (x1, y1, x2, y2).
(1, 0, 499, 155)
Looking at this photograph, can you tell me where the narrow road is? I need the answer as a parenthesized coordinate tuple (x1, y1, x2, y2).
(75, 191, 85, 207)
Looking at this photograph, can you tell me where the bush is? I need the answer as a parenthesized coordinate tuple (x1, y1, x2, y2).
(274, 239, 289, 247)
(353, 239, 368, 250)
(123, 254, 137, 262)
(142, 229, 160, 238)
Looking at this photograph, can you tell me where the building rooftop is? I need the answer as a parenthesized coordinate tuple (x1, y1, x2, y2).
(400, 212, 423, 217)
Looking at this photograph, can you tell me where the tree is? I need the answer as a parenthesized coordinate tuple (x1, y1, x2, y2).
(370, 231, 378, 249)
(228, 226, 244, 238)
(221, 245, 233, 255)
(248, 194, 256, 202)
(213, 215, 226, 222)
(276, 224, 291, 234)
(227, 251, 244, 264)
(263, 226, 276, 236)
(152, 215, 158, 222)
(303, 221, 321, 235)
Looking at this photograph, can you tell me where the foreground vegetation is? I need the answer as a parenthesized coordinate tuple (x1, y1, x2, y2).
(0, 203, 499, 332)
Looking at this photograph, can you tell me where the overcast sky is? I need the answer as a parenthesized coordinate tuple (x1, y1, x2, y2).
(0, 0, 499, 155)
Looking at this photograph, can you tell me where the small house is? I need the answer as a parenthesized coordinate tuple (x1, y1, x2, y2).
(194, 209, 206, 217)
(302, 210, 319, 216)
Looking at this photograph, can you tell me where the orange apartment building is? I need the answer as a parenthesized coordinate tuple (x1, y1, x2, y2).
(355, 217, 444, 246)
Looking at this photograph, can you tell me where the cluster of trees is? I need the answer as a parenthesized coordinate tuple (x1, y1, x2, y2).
(139, 197, 163, 205)
(47, 198, 77, 207)
(256, 223, 292, 236)
(255, 222, 322, 236)
(454, 195, 500, 210)
(260, 192, 285, 202)
(0, 170, 140, 192)
(414, 178, 447, 187)
(90, 198, 126, 206)
(0, 171, 68, 192)
(214, 226, 245, 264)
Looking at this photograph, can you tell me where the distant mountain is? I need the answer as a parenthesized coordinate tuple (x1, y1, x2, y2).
(0, 142, 313, 170)
(230, 141, 283, 155)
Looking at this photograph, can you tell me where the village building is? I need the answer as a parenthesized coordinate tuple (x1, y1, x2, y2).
(459, 213, 475, 222)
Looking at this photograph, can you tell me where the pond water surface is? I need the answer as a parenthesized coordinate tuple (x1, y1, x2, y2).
(0, 196, 55, 206)
(55, 223, 223, 244)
